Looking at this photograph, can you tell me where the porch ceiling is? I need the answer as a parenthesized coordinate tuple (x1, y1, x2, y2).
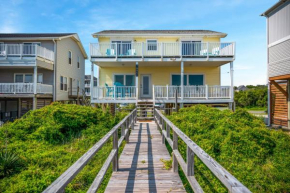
(96, 61, 231, 68)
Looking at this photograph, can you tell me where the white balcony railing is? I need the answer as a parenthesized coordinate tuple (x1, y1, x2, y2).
(90, 42, 235, 58)
(154, 85, 231, 99)
(92, 86, 137, 100)
(91, 85, 231, 101)
(0, 83, 53, 94)
(0, 44, 54, 61)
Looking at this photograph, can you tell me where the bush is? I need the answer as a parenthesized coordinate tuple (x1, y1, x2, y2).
(167, 105, 290, 193)
(0, 103, 127, 192)
(0, 149, 25, 178)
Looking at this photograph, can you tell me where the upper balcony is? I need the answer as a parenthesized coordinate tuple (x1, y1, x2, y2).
(0, 44, 54, 69)
(90, 42, 235, 62)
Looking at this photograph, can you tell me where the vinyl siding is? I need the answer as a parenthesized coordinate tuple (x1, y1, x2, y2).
(56, 37, 85, 100)
(0, 68, 53, 84)
(99, 66, 220, 87)
(268, 1, 290, 44)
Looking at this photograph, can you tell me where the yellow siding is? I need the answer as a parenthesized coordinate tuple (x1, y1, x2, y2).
(203, 37, 220, 42)
(98, 37, 110, 43)
(99, 66, 220, 87)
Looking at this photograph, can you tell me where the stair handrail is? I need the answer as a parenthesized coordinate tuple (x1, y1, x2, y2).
(154, 108, 251, 193)
(43, 108, 137, 193)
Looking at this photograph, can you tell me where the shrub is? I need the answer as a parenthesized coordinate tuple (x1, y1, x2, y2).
(0, 149, 25, 178)
(167, 105, 290, 193)
(0, 103, 127, 192)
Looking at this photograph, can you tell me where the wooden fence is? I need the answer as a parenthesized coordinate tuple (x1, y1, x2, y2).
(154, 108, 251, 193)
(43, 109, 137, 193)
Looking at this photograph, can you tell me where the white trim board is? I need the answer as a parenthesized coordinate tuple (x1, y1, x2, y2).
(268, 34, 290, 48)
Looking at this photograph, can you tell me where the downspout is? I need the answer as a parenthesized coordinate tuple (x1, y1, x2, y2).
(53, 39, 57, 102)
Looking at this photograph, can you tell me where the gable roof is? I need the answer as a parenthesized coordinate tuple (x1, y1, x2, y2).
(0, 33, 75, 38)
(261, 0, 289, 16)
(0, 33, 88, 59)
(93, 30, 227, 38)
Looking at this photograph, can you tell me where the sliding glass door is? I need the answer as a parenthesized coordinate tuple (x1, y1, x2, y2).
(181, 41, 201, 56)
(111, 41, 132, 56)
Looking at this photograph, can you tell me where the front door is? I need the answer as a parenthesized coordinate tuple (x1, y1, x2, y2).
(141, 75, 151, 98)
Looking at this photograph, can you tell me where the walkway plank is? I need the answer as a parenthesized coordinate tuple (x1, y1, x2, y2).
(105, 121, 186, 193)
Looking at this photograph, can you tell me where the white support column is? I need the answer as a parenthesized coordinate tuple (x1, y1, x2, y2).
(34, 66, 37, 95)
(91, 62, 94, 99)
(135, 62, 139, 102)
(33, 66, 37, 110)
(181, 61, 184, 101)
(230, 62, 234, 110)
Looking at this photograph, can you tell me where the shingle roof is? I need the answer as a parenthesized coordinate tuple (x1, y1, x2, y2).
(0, 33, 76, 38)
(261, 0, 289, 16)
(93, 30, 227, 36)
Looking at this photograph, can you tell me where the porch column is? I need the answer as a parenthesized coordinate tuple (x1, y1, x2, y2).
(288, 80, 290, 128)
(230, 62, 234, 110)
(181, 61, 184, 107)
(91, 62, 94, 98)
(136, 62, 139, 101)
(34, 66, 37, 94)
(33, 66, 37, 110)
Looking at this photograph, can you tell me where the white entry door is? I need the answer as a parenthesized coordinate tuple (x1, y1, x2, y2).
(141, 75, 151, 98)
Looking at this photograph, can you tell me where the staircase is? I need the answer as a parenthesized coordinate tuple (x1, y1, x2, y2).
(137, 101, 154, 120)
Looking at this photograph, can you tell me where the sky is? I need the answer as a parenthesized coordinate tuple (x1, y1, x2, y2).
(0, 0, 277, 86)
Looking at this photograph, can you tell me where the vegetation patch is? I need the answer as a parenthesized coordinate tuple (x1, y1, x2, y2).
(167, 105, 290, 193)
(0, 103, 127, 192)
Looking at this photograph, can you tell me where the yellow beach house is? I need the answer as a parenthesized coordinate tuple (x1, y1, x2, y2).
(89, 30, 235, 111)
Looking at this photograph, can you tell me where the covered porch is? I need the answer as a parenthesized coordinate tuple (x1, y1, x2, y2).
(90, 60, 234, 104)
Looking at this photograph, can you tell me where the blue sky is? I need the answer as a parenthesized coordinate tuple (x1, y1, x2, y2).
(0, 0, 276, 86)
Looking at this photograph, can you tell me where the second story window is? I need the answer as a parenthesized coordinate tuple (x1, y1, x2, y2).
(60, 76, 67, 91)
(77, 56, 80, 68)
(147, 40, 157, 51)
(68, 51, 72, 65)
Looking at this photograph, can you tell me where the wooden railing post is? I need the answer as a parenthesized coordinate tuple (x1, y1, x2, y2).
(173, 131, 178, 173)
(162, 118, 165, 144)
(112, 130, 118, 171)
(125, 119, 129, 143)
(187, 146, 194, 176)
(166, 123, 170, 138)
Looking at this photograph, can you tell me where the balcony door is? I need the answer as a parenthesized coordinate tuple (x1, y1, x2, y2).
(23, 42, 40, 55)
(141, 75, 151, 98)
(181, 41, 201, 56)
(111, 41, 131, 56)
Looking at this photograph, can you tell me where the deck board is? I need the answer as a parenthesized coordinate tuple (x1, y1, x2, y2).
(105, 121, 186, 193)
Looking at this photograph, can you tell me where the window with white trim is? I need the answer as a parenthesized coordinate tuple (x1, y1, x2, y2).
(60, 76, 67, 91)
(77, 56, 80, 68)
(147, 40, 157, 51)
(14, 73, 43, 83)
(68, 51, 72, 65)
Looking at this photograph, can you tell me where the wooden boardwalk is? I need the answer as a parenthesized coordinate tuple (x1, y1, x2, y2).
(105, 121, 186, 193)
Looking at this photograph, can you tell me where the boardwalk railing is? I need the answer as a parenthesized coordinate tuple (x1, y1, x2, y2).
(154, 109, 251, 193)
(43, 109, 137, 193)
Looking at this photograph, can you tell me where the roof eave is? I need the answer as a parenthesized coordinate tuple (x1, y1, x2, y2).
(261, 0, 288, 17)
(92, 33, 227, 38)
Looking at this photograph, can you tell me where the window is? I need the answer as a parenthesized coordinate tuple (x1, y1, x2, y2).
(171, 74, 204, 86)
(23, 42, 41, 55)
(147, 40, 157, 51)
(60, 76, 67, 91)
(0, 42, 4, 53)
(15, 74, 24, 83)
(14, 73, 43, 83)
(77, 80, 80, 88)
(77, 56, 80, 68)
(114, 74, 135, 86)
(68, 51, 72, 65)
(37, 74, 43, 84)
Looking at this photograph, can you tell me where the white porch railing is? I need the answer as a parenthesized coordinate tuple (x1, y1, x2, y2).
(92, 86, 137, 100)
(37, 84, 53, 94)
(0, 83, 53, 94)
(0, 44, 54, 62)
(154, 85, 231, 99)
(90, 42, 235, 58)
